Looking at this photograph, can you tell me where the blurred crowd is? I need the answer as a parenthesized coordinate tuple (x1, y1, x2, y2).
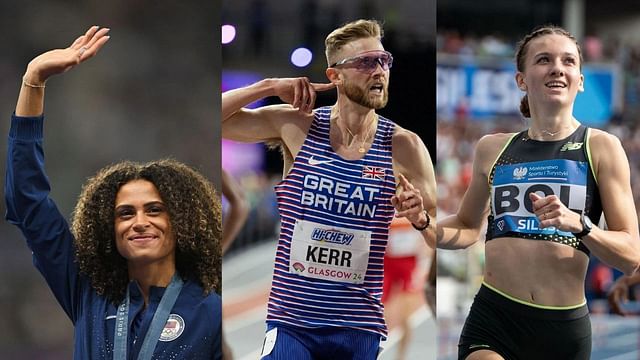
(223, 169, 281, 254)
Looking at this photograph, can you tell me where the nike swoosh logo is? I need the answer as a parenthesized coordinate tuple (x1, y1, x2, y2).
(308, 156, 334, 165)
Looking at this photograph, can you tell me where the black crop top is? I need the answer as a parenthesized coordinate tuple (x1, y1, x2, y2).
(486, 125, 602, 255)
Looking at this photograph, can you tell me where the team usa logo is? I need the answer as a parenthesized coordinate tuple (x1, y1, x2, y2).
(512, 166, 527, 180)
(292, 262, 305, 272)
(159, 314, 185, 342)
(362, 166, 385, 180)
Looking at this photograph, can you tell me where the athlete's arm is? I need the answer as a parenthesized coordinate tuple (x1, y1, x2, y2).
(221, 78, 334, 143)
(16, 26, 110, 116)
(437, 134, 507, 249)
(221, 170, 250, 255)
(530, 130, 640, 275)
(581, 131, 640, 275)
(6, 26, 109, 323)
(391, 128, 437, 248)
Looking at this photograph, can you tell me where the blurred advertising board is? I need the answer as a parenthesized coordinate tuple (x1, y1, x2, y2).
(437, 54, 622, 125)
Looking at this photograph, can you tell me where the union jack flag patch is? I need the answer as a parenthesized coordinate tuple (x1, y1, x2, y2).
(362, 166, 385, 180)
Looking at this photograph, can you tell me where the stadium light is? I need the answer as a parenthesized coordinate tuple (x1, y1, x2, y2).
(291, 47, 313, 67)
(222, 25, 236, 44)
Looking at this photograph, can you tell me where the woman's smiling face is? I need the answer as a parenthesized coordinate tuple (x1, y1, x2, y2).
(114, 179, 176, 267)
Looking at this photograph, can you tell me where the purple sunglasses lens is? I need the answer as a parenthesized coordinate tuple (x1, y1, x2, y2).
(357, 54, 392, 70)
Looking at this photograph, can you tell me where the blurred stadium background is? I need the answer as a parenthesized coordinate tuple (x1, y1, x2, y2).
(221, 1, 436, 359)
(437, 0, 640, 359)
(0, 1, 217, 358)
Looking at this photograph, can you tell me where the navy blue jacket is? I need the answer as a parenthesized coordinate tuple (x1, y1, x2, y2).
(5, 114, 222, 359)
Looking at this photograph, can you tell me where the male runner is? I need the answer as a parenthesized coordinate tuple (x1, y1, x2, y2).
(222, 19, 435, 359)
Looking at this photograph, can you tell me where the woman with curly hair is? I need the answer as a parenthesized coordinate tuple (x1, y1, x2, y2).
(5, 26, 222, 359)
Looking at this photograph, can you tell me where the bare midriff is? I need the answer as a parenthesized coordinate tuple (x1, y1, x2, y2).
(484, 237, 589, 307)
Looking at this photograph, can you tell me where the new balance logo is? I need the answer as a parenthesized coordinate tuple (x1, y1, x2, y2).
(308, 156, 334, 166)
(560, 142, 583, 151)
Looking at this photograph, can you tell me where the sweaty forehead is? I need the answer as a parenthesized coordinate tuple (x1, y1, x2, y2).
(336, 37, 384, 60)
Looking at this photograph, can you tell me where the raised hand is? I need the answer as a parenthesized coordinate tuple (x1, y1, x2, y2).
(24, 26, 111, 85)
(17, 26, 111, 116)
(391, 174, 428, 228)
(270, 77, 335, 113)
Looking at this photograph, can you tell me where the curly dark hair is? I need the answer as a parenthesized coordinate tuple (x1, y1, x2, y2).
(71, 159, 221, 304)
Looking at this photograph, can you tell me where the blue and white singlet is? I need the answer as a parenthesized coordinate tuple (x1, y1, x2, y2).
(267, 106, 397, 338)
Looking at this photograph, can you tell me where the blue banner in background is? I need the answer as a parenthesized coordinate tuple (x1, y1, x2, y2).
(437, 55, 621, 125)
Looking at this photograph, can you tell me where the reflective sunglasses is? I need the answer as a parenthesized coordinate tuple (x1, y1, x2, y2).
(330, 50, 393, 73)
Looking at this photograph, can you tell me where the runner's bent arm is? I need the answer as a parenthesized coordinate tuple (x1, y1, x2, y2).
(529, 130, 640, 275)
(221, 78, 334, 143)
(581, 131, 640, 275)
(437, 135, 504, 249)
(392, 128, 437, 248)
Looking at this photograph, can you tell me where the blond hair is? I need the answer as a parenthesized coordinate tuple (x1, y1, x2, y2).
(325, 19, 383, 65)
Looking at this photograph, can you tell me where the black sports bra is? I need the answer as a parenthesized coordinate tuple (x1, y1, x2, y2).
(485, 125, 602, 256)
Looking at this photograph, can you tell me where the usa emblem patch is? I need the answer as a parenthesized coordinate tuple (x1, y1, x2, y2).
(159, 314, 185, 342)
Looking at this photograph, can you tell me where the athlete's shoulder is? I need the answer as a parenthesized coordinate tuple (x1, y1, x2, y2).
(586, 127, 627, 176)
(205, 291, 222, 307)
(474, 132, 518, 168)
(587, 127, 623, 152)
(179, 280, 221, 304)
(391, 125, 423, 148)
(476, 132, 517, 152)
(377, 112, 397, 124)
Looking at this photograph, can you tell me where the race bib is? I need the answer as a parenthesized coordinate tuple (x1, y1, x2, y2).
(289, 219, 371, 284)
(491, 159, 587, 237)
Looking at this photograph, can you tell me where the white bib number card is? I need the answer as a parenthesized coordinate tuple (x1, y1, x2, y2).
(289, 219, 371, 284)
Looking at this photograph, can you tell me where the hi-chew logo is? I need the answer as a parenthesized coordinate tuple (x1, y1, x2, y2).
(311, 228, 354, 245)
